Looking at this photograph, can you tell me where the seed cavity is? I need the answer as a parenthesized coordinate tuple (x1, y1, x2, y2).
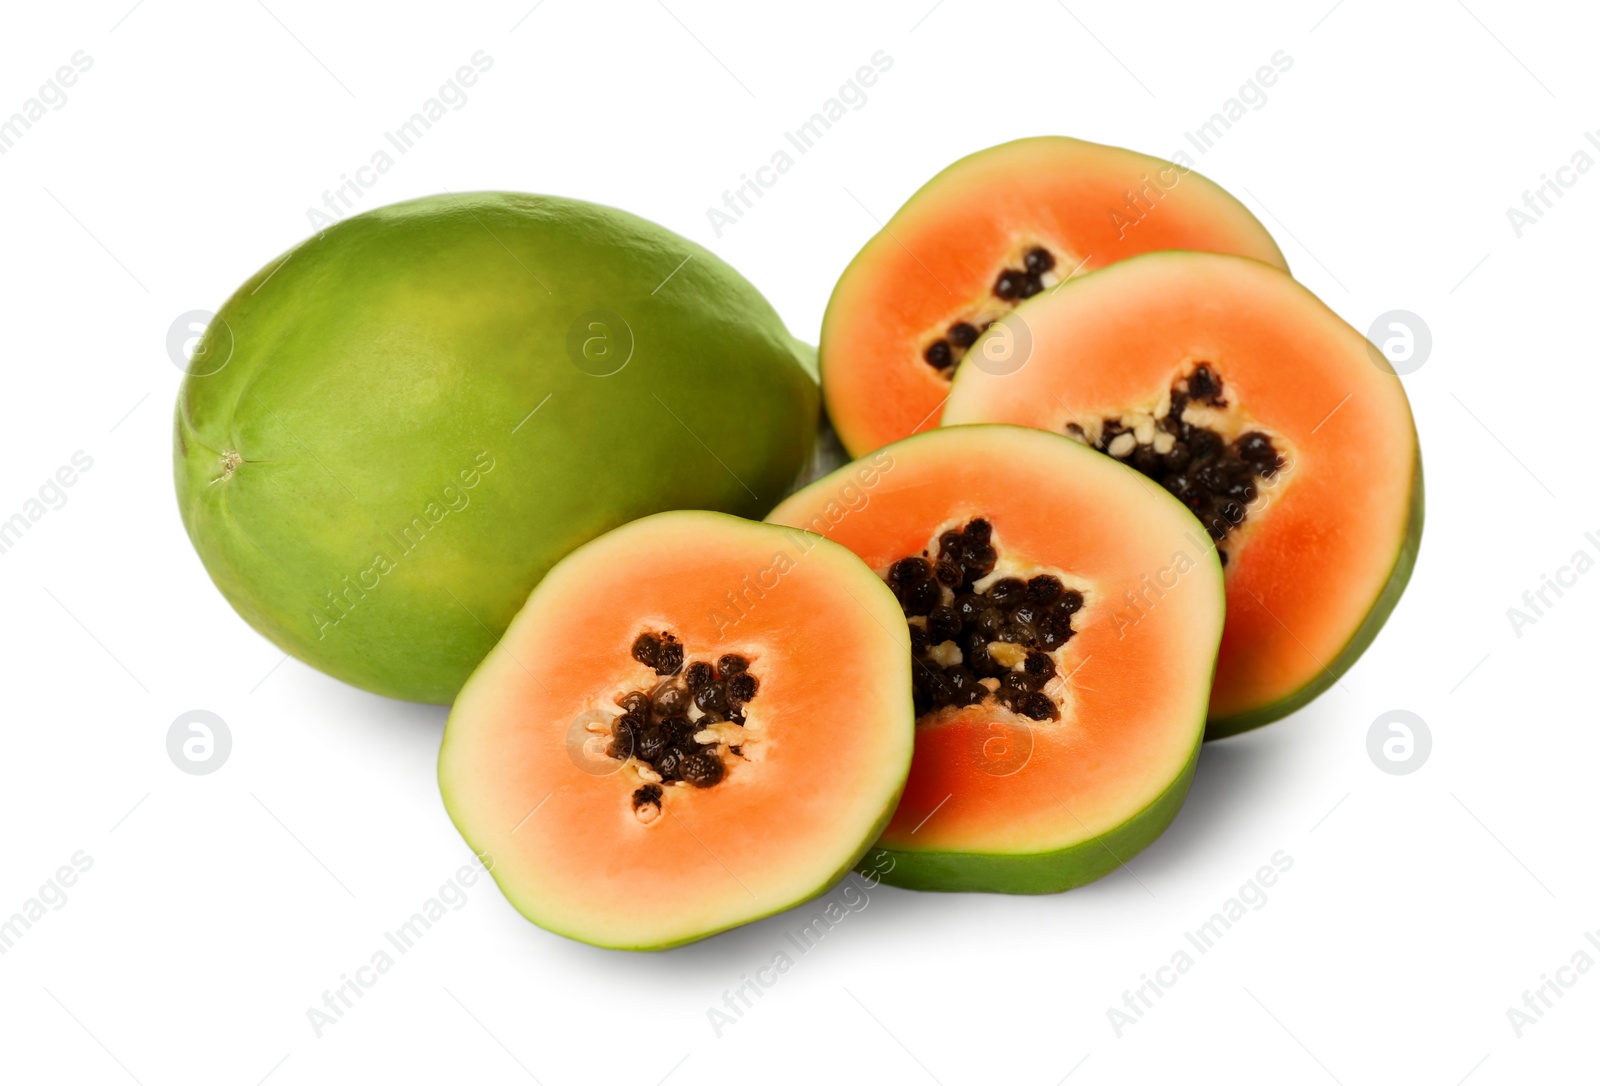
(885, 519, 1083, 723)
(921, 245, 1062, 379)
(1067, 363, 1286, 566)
(612, 634, 757, 816)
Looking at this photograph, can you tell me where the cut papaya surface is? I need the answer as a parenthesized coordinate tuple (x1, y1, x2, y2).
(438, 511, 913, 949)
(821, 136, 1287, 458)
(767, 426, 1225, 893)
(943, 252, 1423, 736)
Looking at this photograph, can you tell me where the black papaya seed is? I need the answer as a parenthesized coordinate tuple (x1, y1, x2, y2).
(1010, 602, 1042, 627)
(889, 556, 932, 590)
(651, 684, 690, 718)
(680, 753, 724, 788)
(1000, 672, 1031, 696)
(1024, 650, 1056, 682)
(962, 545, 997, 582)
(684, 661, 713, 691)
(1037, 625, 1068, 651)
(901, 578, 940, 616)
(987, 577, 1027, 606)
(1025, 575, 1063, 604)
(1196, 464, 1229, 493)
(1019, 692, 1059, 721)
(965, 632, 1001, 677)
(998, 622, 1035, 644)
(974, 609, 1005, 638)
(727, 672, 758, 703)
(637, 726, 670, 763)
(630, 633, 661, 669)
(1189, 429, 1222, 460)
(928, 605, 961, 642)
(654, 635, 683, 676)
(1187, 363, 1221, 403)
(694, 681, 729, 715)
(909, 626, 930, 656)
(655, 747, 684, 781)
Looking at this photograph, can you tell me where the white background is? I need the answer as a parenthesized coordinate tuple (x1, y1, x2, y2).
(1, 0, 1594, 1082)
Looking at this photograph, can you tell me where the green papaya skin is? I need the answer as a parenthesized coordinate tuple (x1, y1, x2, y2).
(175, 193, 817, 704)
(858, 744, 1199, 893)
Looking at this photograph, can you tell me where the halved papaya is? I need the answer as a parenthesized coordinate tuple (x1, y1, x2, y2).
(438, 510, 913, 949)
(767, 425, 1225, 893)
(821, 136, 1286, 458)
(943, 252, 1423, 737)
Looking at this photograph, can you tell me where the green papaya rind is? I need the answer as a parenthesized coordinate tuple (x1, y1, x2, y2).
(860, 743, 1200, 894)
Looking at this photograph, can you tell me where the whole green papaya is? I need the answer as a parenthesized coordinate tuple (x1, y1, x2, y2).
(175, 193, 817, 703)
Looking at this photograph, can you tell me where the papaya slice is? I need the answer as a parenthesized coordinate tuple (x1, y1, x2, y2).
(767, 425, 1225, 893)
(821, 136, 1286, 458)
(943, 252, 1423, 736)
(438, 511, 913, 949)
